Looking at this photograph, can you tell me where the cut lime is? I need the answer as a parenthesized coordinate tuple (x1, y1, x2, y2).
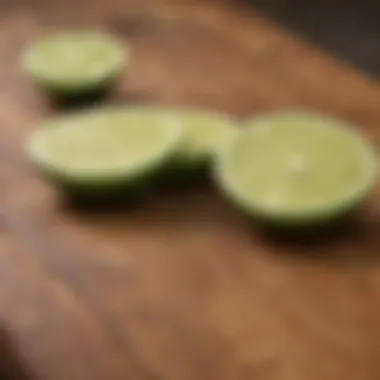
(27, 108, 183, 203)
(177, 109, 237, 162)
(129, 107, 237, 183)
(174, 109, 237, 183)
(215, 112, 378, 228)
(22, 31, 126, 97)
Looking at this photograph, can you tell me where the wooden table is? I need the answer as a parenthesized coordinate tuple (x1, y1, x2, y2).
(2, 0, 380, 379)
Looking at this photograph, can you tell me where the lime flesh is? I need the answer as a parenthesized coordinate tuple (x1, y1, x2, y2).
(22, 31, 126, 94)
(114, 107, 238, 185)
(216, 112, 377, 226)
(126, 107, 237, 160)
(28, 108, 183, 200)
(176, 109, 237, 161)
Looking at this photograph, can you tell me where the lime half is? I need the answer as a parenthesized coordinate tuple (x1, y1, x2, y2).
(22, 31, 126, 96)
(177, 109, 237, 167)
(28, 108, 183, 202)
(133, 107, 237, 183)
(216, 112, 378, 227)
(132, 107, 236, 160)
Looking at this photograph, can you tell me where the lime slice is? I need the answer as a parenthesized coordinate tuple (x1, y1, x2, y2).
(27, 108, 183, 202)
(129, 107, 237, 183)
(174, 109, 237, 183)
(22, 31, 126, 96)
(177, 109, 237, 162)
(216, 112, 378, 227)
(129, 107, 236, 160)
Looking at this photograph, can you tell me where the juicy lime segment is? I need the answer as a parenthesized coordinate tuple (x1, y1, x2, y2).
(28, 109, 183, 195)
(120, 107, 237, 185)
(177, 110, 237, 161)
(23, 31, 126, 94)
(127, 108, 237, 161)
(216, 113, 377, 225)
(170, 109, 238, 184)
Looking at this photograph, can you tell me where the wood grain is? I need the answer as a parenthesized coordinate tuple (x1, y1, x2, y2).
(2, 0, 380, 379)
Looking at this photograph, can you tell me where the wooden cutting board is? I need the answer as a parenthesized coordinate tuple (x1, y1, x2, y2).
(2, 0, 380, 379)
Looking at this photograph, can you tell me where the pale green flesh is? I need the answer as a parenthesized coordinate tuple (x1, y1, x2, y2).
(29, 110, 180, 177)
(123, 108, 237, 160)
(24, 32, 124, 85)
(224, 114, 375, 215)
(135, 108, 236, 158)
(180, 112, 236, 157)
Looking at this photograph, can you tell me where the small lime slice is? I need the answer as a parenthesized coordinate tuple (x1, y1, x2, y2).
(216, 112, 378, 227)
(129, 107, 237, 183)
(22, 31, 126, 95)
(27, 108, 183, 201)
(177, 109, 237, 162)
(174, 109, 238, 183)
(130, 107, 237, 160)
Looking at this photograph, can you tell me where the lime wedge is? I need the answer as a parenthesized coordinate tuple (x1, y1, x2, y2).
(174, 109, 237, 182)
(129, 107, 237, 183)
(27, 108, 183, 202)
(131, 107, 236, 159)
(22, 31, 126, 96)
(215, 112, 378, 227)
(177, 109, 237, 162)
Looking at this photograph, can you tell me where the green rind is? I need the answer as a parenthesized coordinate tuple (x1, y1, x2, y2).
(156, 154, 210, 188)
(34, 154, 168, 205)
(32, 72, 119, 105)
(224, 186, 368, 234)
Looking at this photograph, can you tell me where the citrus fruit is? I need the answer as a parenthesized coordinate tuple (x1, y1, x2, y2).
(27, 107, 183, 203)
(215, 112, 378, 228)
(176, 109, 237, 163)
(130, 107, 237, 184)
(22, 31, 126, 99)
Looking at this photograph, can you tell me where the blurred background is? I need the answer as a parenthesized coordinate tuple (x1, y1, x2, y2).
(246, 0, 380, 76)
